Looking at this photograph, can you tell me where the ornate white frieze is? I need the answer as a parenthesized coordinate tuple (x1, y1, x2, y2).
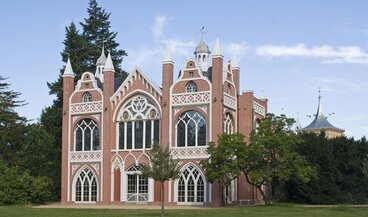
(172, 91, 210, 106)
(91, 114, 101, 121)
(223, 93, 236, 110)
(170, 147, 209, 159)
(70, 101, 103, 114)
(253, 101, 266, 117)
(198, 106, 208, 114)
(69, 151, 102, 162)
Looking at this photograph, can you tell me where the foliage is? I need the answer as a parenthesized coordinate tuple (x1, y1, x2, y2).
(0, 76, 27, 166)
(140, 143, 180, 217)
(285, 133, 368, 204)
(201, 133, 244, 205)
(0, 162, 52, 205)
(239, 113, 316, 205)
(19, 124, 55, 178)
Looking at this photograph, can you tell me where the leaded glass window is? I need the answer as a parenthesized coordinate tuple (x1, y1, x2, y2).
(75, 167, 98, 202)
(177, 165, 205, 204)
(224, 113, 234, 134)
(74, 119, 100, 151)
(117, 95, 160, 150)
(176, 111, 206, 147)
(186, 82, 197, 93)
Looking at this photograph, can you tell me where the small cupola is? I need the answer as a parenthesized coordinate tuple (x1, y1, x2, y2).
(194, 34, 210, 72)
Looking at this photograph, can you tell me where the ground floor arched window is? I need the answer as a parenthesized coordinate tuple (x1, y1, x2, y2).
(75, 167, 98, 202)
(126, 165, 149, 202)
(177, 165, 205, 204)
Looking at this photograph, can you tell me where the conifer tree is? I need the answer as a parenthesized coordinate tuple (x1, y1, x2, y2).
(80, 0, 127, 78)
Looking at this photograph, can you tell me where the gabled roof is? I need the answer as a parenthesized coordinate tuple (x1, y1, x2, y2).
(302, 93, 344, 133)
(111, 66, 162, 101)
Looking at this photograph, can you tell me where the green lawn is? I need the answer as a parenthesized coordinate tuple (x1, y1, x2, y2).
(0, 204, 367, 217)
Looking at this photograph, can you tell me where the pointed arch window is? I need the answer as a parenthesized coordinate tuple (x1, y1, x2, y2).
(224, 113, 234, 134)
(83, 92, 92, 102)
(75, 167, 98, 202)
(177, 165, 205, 204)
(176, 111, 206, 147)
(75, 119, 100, 151)
(118, 95, 160, 150)
(186, 82, 197, 93)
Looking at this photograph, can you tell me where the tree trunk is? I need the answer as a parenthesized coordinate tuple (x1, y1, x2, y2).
(258, 185, 271, 205)
(161, 181, 164, 217)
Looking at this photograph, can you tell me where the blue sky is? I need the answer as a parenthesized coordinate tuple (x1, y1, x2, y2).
(1, 0, 367, 138)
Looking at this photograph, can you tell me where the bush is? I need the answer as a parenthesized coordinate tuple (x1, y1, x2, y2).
(0, 162, 52, 205)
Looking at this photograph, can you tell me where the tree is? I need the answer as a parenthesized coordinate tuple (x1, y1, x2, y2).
(80, 0, 127, 78)
(201, 133, 244, 205)
(239, 113, 316, 205)
(0, 76, 27, 166)
(286, 133, 368, 204)
(140, 144, 180, 217)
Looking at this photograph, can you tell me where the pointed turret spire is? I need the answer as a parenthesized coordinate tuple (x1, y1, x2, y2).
(231, 51, 239, 69)
(63, 58, 74, 77)
(103, 52, 115, 72)
(163, 42, 173, 63)
(317, 89, 323, 116)
(212, 37, 222, 58)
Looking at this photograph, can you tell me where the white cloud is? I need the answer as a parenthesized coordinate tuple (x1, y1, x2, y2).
(256, 43, 368, 64)
(151, 15, 168, 42)
(223, 42, 251, 62)
(311, 77, 368, 93)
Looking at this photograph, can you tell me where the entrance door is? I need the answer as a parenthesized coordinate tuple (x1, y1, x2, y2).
(126, 165, 149, 203)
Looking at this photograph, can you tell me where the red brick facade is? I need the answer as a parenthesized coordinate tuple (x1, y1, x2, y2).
(61, 38, 267, 206)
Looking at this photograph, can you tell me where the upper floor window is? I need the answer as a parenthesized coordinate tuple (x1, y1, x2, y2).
(83, 92, 92, 102)
(176, 111, 206, 147)
(186, 82, 197, 93)
(75, 119, 100, 151)
(118, 95, 160, 150)
(224, 113, 234, 134)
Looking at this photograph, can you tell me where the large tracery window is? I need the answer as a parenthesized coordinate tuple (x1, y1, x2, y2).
(186, 82, 197, 93)
(118, 95, 160, 150)
(178, 165, 205, 204)
(75, 119, 100, 151)
(176, 111, 206, 147)
(224, 113, 234, 134)
(75, 167, 98, 202)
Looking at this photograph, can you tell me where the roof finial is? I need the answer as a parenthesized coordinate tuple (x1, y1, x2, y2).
(163, 41, 173, 63)
(317, 87, 323, 115)
(231, 48, 239, 69)
(103, 52, 115, 72)
(63, 58, 74, 77)
(212, 37, 223, 57)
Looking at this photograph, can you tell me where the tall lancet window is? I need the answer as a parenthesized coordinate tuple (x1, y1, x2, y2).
(83, 92, 92, 102)
(224, 113, 234, 134)
(176, 111, 206, 147)
(186, 82, 197, 93)
(75, 119, 100, 151)
(118, 95, 160, 150)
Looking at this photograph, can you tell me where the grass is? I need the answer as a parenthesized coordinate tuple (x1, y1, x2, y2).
(0, 204, 367, 217)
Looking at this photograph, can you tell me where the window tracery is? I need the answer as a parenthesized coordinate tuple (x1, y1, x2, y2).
(75, 167, 98, 202)
(75, 119, 100, 151)
(186, 82, 197, 93)
(176, 111, 206, 147)
(178, 165, 204, 204)
(224, 113, 234, 134)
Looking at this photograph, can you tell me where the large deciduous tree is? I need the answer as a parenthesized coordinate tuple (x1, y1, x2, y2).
(240, 113, 316, 205)
(201, 133, 244, 205)
(140, 144, 180, 217)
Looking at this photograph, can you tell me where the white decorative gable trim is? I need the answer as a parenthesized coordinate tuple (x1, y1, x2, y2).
(111, 66, 162, 104)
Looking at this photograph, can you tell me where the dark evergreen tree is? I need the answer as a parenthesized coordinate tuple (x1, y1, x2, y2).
(0, 76, 27, 166)
(285, 132, 368, 204)
(80, 0, 127, 78)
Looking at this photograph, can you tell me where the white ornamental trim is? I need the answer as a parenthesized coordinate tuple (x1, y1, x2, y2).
(253, 101, 266, 117)
(223, 93, 236, 110)
(69, 151, 102, 162)
(70, 101, 103, 114)
(172, 91, 210, 106)
(170, 147, 209, 159)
